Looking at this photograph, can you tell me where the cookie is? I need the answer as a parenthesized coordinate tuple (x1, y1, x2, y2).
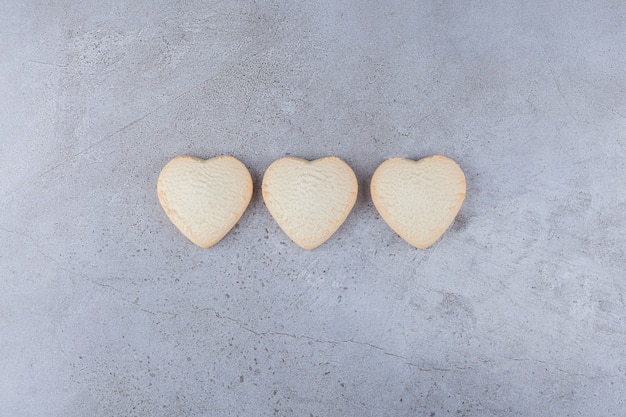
(371, 155, 466, 249)
(262, 156, 358, 250)
(157, 155, 253, 248)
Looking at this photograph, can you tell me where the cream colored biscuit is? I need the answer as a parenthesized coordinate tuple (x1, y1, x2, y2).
(262, 156, 358, 250)
(157, 155, 252, 248)
(371, 155, 466, 249)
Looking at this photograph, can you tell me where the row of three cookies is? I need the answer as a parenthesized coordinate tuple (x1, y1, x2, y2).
(157, 155, 466, 250)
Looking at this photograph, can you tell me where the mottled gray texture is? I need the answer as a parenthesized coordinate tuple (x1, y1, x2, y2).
(1, 1, 625, 416)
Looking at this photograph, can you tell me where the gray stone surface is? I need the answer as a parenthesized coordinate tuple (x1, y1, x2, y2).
(1, 1, 625, 416)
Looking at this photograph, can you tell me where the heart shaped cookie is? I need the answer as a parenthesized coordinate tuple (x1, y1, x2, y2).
(262, 157, 358, 250)
(371, 155, 466, 249)
(157, 155, 252, 248)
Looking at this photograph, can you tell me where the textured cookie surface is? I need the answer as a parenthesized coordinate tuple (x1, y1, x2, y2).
(157, 155, 252, 248)
(371, 155, 466, 249)
(262, 157, 358, 250)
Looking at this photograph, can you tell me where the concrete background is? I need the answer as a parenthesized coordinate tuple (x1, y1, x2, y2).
(1, 1, 625, 416)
